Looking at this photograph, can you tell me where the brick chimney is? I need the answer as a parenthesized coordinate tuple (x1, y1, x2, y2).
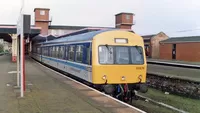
(34, 8, 51, 35)
(115, 12, 134, 29)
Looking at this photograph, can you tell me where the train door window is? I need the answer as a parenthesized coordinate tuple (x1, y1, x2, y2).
(99, 46, 114, 64)
(75, 45, 83, 62)
(86, 44, 91, 65)
(68, 45, 75, 61)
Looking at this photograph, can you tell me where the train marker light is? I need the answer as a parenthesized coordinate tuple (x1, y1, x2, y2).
(138, 75, 142, 81)
(121, 76, 126, 81)
(102, 75, 107, 80)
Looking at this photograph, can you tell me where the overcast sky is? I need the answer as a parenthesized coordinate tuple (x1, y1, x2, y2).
(0, 0, 200, 37)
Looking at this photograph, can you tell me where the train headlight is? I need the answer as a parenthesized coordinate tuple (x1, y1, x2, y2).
(102, 75, 107, 80)
(121, 76, 126, 81)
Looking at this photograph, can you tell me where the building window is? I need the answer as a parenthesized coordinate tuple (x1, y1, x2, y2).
(68, 45, 75, 61)
(40, 10, 45, 15)
(75, 45, 83, 62)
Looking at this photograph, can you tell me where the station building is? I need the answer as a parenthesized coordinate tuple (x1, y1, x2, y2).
(160, 36, 200, 62)
(142, 32, 169, 58)
(0, 8, 135, 62)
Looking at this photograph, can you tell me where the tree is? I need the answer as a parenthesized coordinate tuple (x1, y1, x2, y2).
(0, 44, 3, 53)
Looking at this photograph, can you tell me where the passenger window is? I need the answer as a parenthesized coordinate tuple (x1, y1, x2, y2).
(68, 45, 75, 61)
(59, 46, 64, 59)
(56, 46, 59, 58)
(75, 45, 83, 62)
(52, 46, 55, 57)
(65, 46, 68, 60)
(49, 47, 53, 57)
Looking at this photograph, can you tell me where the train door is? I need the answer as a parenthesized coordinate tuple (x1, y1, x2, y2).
(172, 44, 176, 59)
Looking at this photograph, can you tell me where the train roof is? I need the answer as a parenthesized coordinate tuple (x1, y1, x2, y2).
(40, 29, 132, 45)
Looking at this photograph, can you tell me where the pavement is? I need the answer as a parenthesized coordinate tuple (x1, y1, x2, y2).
(0, 55, 141, 113)
(147, 58, 200, 82)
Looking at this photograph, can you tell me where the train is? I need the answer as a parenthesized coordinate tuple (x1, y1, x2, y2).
(31, 29, 148, 102)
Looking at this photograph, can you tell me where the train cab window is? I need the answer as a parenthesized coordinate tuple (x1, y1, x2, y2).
(98, 46, 144, 65)
(75, 45, 83, 62)
(115, 47, 129, 64)
(68, 45, 75, 61)
(99, 46, 114, 64)
(130, 47, 144, 64)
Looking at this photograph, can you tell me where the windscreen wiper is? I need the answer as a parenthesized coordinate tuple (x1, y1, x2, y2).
(135, 45, 142, 55)
(105, 44, 112, 54)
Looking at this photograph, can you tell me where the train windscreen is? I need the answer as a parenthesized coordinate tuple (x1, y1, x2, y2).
(98, 45, 144, 64)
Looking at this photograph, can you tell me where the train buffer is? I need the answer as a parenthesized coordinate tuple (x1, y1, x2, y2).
(0, 55, 145, 113)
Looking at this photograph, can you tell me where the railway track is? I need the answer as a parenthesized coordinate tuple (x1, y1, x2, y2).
(135, 92, 188, 113)
(32, 57, 187, 113)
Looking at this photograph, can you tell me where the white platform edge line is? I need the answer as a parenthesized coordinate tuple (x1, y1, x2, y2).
(33, 58, 146, 113)
(147, 61, 200, 67)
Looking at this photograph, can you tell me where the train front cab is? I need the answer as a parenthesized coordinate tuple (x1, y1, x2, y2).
(92, 30, 147, 96)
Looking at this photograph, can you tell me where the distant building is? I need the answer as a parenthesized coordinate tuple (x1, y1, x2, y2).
(33, 8, 134, 37)
(142, 32, 169, 58)
(31, 8, 135, 44)
(160, 36, 200, 62)
(3, 41, 11, 52)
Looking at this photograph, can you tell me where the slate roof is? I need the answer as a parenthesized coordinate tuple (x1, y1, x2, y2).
(41, 29, 112, 45)
(160, 36, 200, 43)
(48, 25, 113, 30)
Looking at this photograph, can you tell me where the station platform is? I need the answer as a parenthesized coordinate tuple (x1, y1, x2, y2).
(147, 58, 200, 82)
(0, 55, 143, 113)
(147, 58, 200, 66)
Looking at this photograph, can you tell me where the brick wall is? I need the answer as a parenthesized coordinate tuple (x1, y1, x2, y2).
(176, 42, 200, 62)
(34, 8, 50, 35)
(160, 43, 172, 60)
(150, 32, 169, 58)
(115, 13, 133, 29)
(34, 9, 49, 21)
(160, 42, 200, 62)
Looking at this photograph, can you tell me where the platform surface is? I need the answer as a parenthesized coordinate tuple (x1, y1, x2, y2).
(147, 58, 200, 82)
(147, 58, 200, 66)
(0, 55, 141, 113)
